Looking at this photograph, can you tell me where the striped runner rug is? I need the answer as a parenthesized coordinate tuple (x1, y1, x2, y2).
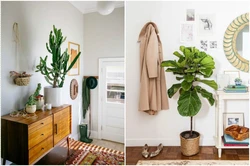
(64, 138, 124, 165)
(137, 160, 249, 165)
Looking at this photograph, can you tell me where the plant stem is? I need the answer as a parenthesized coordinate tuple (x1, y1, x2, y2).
(190, 116, 193, 136)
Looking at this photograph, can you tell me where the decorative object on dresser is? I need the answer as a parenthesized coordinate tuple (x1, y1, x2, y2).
(9, 71, 32, 86)
(223, 12, 249, 73)
(70, 79, 78, 100)
(161, 46, 218, 156)
(215, 91, 249, 158)
(225, 125, 249, 141)
(223, 84, 248, 93)
(35, 25, 81, 107)
(25, 83, 42, 113)
(1, 105, 72, 165)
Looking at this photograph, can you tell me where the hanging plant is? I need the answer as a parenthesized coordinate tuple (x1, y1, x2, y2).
(10, 71, 32, 86)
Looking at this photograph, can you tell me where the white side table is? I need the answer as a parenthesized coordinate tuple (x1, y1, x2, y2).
(215, 91, 249, 158)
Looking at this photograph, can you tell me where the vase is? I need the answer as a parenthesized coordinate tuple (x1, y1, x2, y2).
(235, 80, 242, 86)
(26, 105, 36, 113)
(36, 96, 44, 110)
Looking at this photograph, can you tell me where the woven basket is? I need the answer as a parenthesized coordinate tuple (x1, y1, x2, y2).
(225, 125, 249, 141)
(180, 131, 200, 156)
(14, 77, 30, 86)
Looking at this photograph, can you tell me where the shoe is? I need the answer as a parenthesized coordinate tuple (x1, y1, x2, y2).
(142, 144, 150, 158)
(150, 143, 163, 158)
(79, 124, 93, 143)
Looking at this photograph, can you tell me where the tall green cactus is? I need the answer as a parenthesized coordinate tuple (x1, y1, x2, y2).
(36, 25, 81, 88)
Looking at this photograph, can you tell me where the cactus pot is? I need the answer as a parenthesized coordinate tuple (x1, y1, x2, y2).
(44, 86, 63, 107)
(26, 105, 36, 113)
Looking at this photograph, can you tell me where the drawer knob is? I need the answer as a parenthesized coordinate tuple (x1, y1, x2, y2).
(41, 122, 44, 125)
(41, 148, 44, 150)
(41, 134, 44, 136)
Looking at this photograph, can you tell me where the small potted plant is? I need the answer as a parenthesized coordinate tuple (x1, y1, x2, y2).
(10, 71, 32, 86)
(161, 46, 218, 156)
(26, 83, 42, 113)
(234, 78, 242, 86)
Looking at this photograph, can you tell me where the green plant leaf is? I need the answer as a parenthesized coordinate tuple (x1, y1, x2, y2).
(176, 76, 184, 81)
(180, 46, 185, 52)
(177, 90, 201, 117)
(196, 78, 218, 90)
(199, 68, 213, 77)
(66, 52, 81, 72)
(161, 60, 178, 67)
(173, 51, 183, 58)
(165, 68, 184, 73)
(44, 76, 53, 86)
(167, 83, 182, 98)
(200, 56, 215, 69)
(181, 80, 192, 91)
(185, 68, 196, 73)
(195, 86, 215, 106)
(184, 75, 195, 82)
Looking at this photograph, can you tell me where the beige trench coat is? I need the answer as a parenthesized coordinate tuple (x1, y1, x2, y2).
(138, 22, 169, 115)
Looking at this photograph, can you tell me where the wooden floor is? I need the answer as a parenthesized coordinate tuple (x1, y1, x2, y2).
(126, 146, 249, 165)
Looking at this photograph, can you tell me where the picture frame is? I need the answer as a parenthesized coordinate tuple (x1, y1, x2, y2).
(186, 9, 195, 21)
(223, 112, 244, 129)
(180, 22, 194, 42)
(68, 42, 80, 76)
(224, 70, 240, 85)
(216, 74, 230, 90)
(198, 14, 215, 36)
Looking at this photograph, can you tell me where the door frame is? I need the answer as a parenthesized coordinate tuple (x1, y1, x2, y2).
(98, 57, 124, 140)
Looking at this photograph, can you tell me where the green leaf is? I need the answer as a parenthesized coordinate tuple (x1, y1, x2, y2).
(44, 76, 53, 86)
(200, 56, 215, 69)
(66, 52, 81, 72)
(176, 76, 184, 81)
(197, 78, 218, 90)
(199, 68, 213, 77)
(165, 68, 184, 73)
(177, 90, 201, 117)
(195, 86, 215, 106)
(181, 80, 192, 91)
(185, 68, 196, 73)
(180, 46, 185, 52)
(173, 51, 183, 58)
(184, 75, 195, 82)
(161, 60, 178, 67)
(167, 83, 182, 98)
(176, 59, 186, 67)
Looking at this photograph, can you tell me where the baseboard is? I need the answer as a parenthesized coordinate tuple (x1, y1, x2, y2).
(126, 138, 215, 146)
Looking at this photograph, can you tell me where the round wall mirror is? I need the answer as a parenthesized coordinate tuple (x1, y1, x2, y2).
(223, 13, 249, 72)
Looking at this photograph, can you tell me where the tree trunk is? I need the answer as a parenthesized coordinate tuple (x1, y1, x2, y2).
(53, 77, 57, 88)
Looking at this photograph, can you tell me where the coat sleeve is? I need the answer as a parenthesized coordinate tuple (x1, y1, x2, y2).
(146, 28, 158, 78)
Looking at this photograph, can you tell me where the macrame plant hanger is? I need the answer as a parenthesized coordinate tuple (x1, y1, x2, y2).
(13, 22, 20, 72)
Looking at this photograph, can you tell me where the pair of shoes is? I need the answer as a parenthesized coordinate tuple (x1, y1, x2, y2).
(141, 143, 163, 158)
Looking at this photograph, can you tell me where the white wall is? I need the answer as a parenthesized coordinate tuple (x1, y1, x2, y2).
(1, 1, 84, 140)
(126, 1, 249, 146)
(83, 7, 124, 138)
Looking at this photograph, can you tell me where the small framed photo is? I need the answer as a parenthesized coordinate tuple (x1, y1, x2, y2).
(224, 70, 240, 85)
(180, 22, 194, 42)
(216, 74, 230, 90)
(198, 14, 215, 36)
(223, 112, 244, 129)
(68, 42, 80, 76)
(186, 9, 195, 21)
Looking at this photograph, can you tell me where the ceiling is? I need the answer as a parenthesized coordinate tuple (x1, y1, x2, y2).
(69, 1, 124, 14)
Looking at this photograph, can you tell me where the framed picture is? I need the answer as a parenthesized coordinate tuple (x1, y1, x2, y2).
(186, 9, 195, 21)
(209, 41, 217, 49)
(216, 74, 230, 90)
(200, 40, 208, 51)
(224, 70, 240, 85)
(68, 42, 80, 76)
(198, 14, 215, 36)
(180, 22, 194, 42)
(223, 112, 244, 129)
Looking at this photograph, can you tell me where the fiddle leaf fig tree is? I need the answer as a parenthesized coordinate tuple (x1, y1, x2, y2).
(36, 25, 81, 88)
(161, 46, 218, 137)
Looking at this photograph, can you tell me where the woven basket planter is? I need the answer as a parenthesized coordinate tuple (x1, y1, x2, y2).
(180, 131, 200, 156)
(14, 77, 30, 86)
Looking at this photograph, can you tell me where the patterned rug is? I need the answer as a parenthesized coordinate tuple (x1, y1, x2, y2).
(64, 138, 124, 165)
(137, 160, 249, 165)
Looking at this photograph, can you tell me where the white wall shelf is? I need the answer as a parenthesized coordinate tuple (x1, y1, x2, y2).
(215, 90, 249, 158)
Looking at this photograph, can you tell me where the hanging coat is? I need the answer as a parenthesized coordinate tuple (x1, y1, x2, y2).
(138, 22, 169, 115)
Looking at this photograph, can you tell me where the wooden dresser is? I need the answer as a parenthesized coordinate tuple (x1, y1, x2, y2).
(1, 104, 71, 165)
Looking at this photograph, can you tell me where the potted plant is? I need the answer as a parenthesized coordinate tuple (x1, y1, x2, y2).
(161, 46, 218, 156)
(234, 78, 242, 86)
(36, 25, 81, 107)
(10, 71, 32, 86)
(26, 83, 42, 113)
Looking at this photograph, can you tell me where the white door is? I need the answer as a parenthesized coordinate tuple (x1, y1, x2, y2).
(99, 58, 124, 143)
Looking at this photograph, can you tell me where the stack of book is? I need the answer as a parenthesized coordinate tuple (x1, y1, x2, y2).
(223, 85, 248, 93)
(222, 134, 249, 146)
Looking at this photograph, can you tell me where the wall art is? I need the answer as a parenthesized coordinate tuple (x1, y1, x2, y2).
(68, 42, 80, 76)
(180, 22, 194, 42)
(200, 40, 208, 51)
(210, 41, 217, 49)
(223, 112, 244, 129)
(186, 9, 195, 21)
(198, 14, 215, 35)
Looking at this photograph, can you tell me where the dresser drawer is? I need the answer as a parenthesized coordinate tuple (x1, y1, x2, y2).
(28, 123, 52, 149)
(29, 116, 52, 134)
(29, 136, 53, 164)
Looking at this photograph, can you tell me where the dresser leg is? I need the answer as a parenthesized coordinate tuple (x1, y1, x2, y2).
(218, 148, 222, 158)
(2, 158, 6, 165)
(67, 137, 70, 156)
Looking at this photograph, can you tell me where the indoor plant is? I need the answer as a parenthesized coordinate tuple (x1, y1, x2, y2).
(26, 83, 42, 113)
(36, 25, 81, 107)
(161, 46, 218, 156)
(10, 71, 32, 86)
